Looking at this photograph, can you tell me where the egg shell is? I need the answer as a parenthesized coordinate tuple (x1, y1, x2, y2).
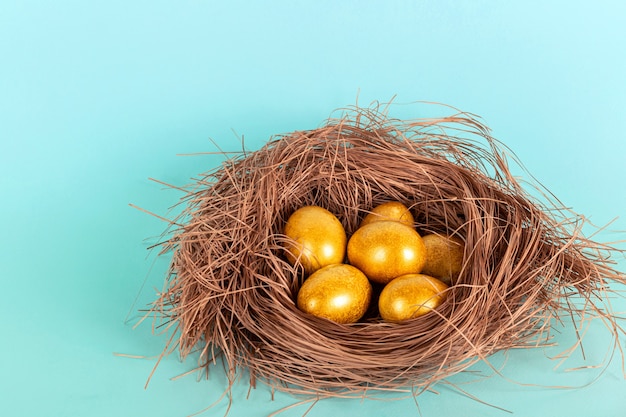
(360, 201, 415, 228)
(347, 220, 427, 284)
(283, 206, 347, 275)
(421, 234, 465, 285)
(297, 264, 372, 324)
(378, 273, 449, 322)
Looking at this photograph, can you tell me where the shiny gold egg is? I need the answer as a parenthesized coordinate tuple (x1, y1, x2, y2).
(421, 234, 465, 285)
(347, 220, 427, 284)
(297, 264, 372, 324)
(283, 206, 347, 275)
(360, 201, 415, 228)
(378, 273, 449, 322)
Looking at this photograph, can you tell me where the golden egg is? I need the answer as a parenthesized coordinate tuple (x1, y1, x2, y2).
(378, 273, 449, 322)
(283, 206, 347, 275)
(347, 220, 427, 284)
(297, 264, 372, 324)
(421, 234, 465, 285)
(360, 201, 415, 228)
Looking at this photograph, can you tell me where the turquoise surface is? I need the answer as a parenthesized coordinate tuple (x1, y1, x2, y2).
(1, 1, 625, 416)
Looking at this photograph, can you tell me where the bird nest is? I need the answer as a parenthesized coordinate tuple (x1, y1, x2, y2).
(148, 104, 625, 402)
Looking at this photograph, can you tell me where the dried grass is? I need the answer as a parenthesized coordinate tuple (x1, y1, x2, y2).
(147, 103, 625, 402)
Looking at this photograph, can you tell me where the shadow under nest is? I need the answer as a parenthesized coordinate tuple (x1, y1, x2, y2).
(148, 105, 625, 400)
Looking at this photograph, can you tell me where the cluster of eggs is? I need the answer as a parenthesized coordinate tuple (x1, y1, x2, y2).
(282, 202, 464, 324)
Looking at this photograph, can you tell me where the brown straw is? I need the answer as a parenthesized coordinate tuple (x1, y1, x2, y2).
(148, 104, 625, 400)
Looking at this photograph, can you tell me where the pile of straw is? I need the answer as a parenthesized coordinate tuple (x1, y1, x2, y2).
(150, 104, 625, 400)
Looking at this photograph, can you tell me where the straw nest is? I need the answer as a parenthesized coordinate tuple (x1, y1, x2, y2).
(150, 104, 625, 399)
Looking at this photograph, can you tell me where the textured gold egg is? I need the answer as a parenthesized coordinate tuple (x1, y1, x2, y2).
(283, 206, 347, 275)
(421, 234, 465, 285)
(296, 264, 372, 324)
(378, 273, 449, 322)
(347, 220, 427, 284)
(360, 201, 415, 228)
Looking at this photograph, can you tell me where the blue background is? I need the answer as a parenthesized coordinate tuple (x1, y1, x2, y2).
(1, 1, 625, 416)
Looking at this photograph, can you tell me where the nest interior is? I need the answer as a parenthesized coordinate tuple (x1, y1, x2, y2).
(151, 105, 625, 397)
